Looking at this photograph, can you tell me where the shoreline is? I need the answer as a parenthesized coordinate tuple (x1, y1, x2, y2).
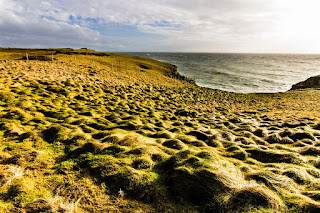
(122, 51, 320, 94)
(3, 47, 319, 94)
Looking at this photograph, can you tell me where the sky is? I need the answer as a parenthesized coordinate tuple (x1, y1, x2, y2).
(0, 0, 320, 53)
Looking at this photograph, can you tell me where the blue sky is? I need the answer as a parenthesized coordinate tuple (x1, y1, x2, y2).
(1, 0, 320, 53)
(67, 16, 148, 38)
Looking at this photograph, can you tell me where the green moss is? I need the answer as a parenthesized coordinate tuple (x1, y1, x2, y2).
(42, 125, 70, 143)
(283, 169, 311, 185)
(162, 139, 188, 150)
(187, 130, 209, 141)
(246, 148, 303, 164)
(290, 131, 316, 141)
(153, 131, 172, 139)
(1, 48, 320, 212)
(0, 91, 15, 102)
(226, 186, 285, 212)
(132, 157, 153, 170)
(55, 160, 76, 174)
(1, 178, 51, 206)
(102, 145, 128, 156)
(226, 150, 248, 160)
(3, 107, 32, 121)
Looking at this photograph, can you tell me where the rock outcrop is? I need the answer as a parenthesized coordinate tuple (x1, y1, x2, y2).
(291, 75, 320, 90)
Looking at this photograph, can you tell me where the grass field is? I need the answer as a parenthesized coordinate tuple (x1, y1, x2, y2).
(1, 48, 320, 212)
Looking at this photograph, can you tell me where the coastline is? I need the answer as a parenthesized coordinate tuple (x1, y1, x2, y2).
(1, 48, 320, 212)
(122, 52, 320, 94)
(291, 75, 320, 90)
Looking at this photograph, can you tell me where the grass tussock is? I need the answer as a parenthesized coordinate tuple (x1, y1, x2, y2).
(1, 48, 320, 212)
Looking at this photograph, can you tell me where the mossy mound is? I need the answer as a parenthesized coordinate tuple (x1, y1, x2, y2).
(226, 186, 285, 212)
(42, 125, 70, 143)
(162, 139, 188, 150)
(247, 148, 303, 164)
(1, 48, 320, 212)
(169, 168, 233, 205)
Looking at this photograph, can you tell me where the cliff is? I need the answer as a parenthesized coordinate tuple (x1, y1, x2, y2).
(291, 75, 320, 90)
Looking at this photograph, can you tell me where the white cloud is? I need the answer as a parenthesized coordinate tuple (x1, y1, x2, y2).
(0, 0, 109, 49)
(0, 0, 319, 52)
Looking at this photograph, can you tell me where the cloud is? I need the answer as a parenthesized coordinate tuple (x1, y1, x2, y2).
(0, 0, 319, 52)
(0, 1, 96, 47)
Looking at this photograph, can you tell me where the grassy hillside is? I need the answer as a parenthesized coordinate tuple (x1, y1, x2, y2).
(1, 48, 320, 212)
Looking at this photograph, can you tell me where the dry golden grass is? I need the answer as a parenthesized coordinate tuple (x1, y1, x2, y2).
(1, 48, 320, 212)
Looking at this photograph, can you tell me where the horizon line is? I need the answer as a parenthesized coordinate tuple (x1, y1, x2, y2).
(116, 51, 320, 55)
(1, 47, 320, 55)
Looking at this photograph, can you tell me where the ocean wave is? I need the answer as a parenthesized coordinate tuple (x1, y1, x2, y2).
(124, 52, 320, 93)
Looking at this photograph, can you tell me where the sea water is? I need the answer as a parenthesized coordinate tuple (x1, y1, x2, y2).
(123, 53, 320, 93)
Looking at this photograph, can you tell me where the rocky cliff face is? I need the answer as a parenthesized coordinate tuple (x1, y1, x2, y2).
(291, 75, 320, 90)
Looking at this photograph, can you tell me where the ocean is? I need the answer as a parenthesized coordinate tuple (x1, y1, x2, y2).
(122, 53, 320, 93)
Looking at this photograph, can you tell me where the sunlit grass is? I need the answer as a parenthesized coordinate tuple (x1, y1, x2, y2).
(0, 48, 320, 212)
